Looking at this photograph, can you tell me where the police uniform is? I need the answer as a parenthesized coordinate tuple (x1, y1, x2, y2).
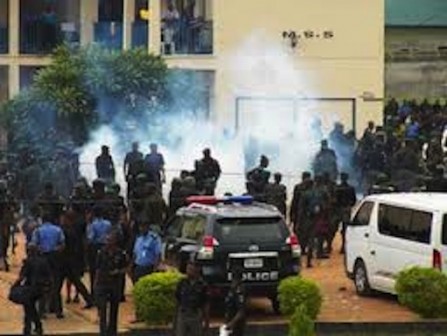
(174, 277, 208, 336)
(95, 246, 127, 336)
(132, 230, 161, 283)
(31, 222, 65, 317)
(86, 217, 112, 295)
(18, 251, 52, 336)
(225, 284, 246, 336)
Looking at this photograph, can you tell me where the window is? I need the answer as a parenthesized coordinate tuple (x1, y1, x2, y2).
(378, 204, 432, 244)
(181, 215, 206, 241)
(0, 0, 8, 53)
(165, 215, 183, 237)
(215, 217, 288, 244)
(442, 215, 447, 245)
(352, 201, 374, 226)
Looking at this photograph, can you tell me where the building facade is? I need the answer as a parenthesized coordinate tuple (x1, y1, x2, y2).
(0, 0, 384, 135)
(385, 0, 447, 99)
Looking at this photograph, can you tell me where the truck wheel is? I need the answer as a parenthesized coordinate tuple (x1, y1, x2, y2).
(354, 259, 372, 296)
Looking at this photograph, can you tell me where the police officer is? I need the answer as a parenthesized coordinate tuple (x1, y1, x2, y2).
(95, 145, 116, 183)
(223, 267, 246, 336)
(123, 142, 144, 199)
(312, 140, 338, 182)
(35, 182, 65, 225)
(94, 231, 127, 336)
(144, 143, 166, 193)
(246, 155, 271, 201)
(31, 211, 66, 318)
(195, 148, 221, 195)
(132, 222, 161, 284)
(335, 173, 357, 254)
(61, 209, 94, 309)
(14, 243, 52, 336)
(86, 206, 112, 296)
(290, 172, 312, 237)
(265, 172, 287, 217)
(174, 259, 210, 336)
(299, 176, 330, 267)
(141, 182, 168, 231)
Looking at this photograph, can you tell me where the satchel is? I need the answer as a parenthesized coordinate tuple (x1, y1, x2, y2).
(8, 283, 33, 305)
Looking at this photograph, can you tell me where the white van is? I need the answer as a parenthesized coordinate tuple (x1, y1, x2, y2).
(345, 193, 447, 296)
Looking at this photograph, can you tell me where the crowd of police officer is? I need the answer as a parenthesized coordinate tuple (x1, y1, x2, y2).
(3, 102, 447, 334)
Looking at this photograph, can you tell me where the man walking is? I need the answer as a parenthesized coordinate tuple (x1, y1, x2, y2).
(174, 259, 210, 336)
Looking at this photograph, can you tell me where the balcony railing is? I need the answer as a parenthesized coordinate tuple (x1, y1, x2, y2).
(0, 25, 7, 53)
(20, 19, 79, 54)
(132, 21, 148, 48)
(94, 21, 123, 50)
(161, 19, 213, 55)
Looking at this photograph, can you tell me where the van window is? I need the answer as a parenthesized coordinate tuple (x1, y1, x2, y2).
(181, 215, 207, 241)
(443, 215, 447, 245)
(378, 204, 432, 244)
(352, 202, 374, 226)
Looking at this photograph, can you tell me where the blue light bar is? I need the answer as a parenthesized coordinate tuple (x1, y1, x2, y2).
(222, 195, 254, 205)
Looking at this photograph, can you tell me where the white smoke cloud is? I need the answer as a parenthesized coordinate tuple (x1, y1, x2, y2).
(79, 33, 332, 198)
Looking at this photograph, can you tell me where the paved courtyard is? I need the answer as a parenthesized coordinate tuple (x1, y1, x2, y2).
(0, 233, 417, 335)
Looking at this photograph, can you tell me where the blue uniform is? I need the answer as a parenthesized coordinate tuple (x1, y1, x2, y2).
(133, 232, 161, 267)
(87, 218, 112, 245)
(132, 231, 161, 283)
(31, 222, 65, 253)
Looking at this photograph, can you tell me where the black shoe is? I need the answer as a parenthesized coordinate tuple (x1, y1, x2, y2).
(73, 296, 80, 304)
(83, 303, 94, 310)
(56, 313, 64, 319)
(34, 325, 43, 336)
(317, 254, 330, 259)
(65, 297, 72, 304)
(307, 262, 313, 268)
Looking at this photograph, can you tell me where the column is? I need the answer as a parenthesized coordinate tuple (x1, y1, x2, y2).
(9, 0, 19, 56)
(148, 0, 161, 55)
(8, 63, 19, 97)
(123, 0, 135, 50)
(80, 0, 98, 46)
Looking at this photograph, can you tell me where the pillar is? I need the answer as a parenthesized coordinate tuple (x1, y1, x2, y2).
(9, 0, 19, 56)
(123, 0, 135, 50)
(80, 0, 98, 46)
(148, 0, 161, 55)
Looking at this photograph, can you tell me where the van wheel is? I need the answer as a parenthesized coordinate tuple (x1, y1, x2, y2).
(354, 260, 372, 296)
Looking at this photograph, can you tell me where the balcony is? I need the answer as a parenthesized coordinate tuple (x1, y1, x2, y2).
(132, 21, 148, 48)
(161, 19, 213, 55)
(94, 21, 123, 50)
(20, 19, 79, 54)
(0, 25, 7, 53)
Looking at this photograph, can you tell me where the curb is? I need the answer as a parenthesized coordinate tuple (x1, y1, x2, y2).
(3, 320, 447, 336)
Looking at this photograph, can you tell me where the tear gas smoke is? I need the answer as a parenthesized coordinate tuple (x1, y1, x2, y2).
(79, 33, 353, 197)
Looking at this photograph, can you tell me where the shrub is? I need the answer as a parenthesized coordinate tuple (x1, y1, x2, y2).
(395, 267, 447, 318)
(289, 305, 315, 336)
(133, 271, 184, 325)
(278, 276, 323, 319)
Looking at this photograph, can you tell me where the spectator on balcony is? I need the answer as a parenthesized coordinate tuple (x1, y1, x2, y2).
(40, 5, 59, 53)
(180, 0, 198, 53)
(162, 0, 180, 54)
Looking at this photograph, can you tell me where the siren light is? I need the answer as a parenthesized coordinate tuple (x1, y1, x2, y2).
(186, 195, 254, 206)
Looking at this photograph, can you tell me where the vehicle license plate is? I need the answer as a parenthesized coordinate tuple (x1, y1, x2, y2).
(244, 258, 263, 269)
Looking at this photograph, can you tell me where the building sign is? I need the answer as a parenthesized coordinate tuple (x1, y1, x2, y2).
(282, 30, 335, 49)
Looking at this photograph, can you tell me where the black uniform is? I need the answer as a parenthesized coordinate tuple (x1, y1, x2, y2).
(225, 284, 246, 336)
(18, 253, 52, 336)
(195, 157, 221, 196)
(94, 247, 127, 336)
(335, 182, 357, 253)
(174, 278, 208, 336)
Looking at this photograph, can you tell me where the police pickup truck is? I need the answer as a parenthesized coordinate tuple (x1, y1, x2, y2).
(163, 195, 300, 313)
